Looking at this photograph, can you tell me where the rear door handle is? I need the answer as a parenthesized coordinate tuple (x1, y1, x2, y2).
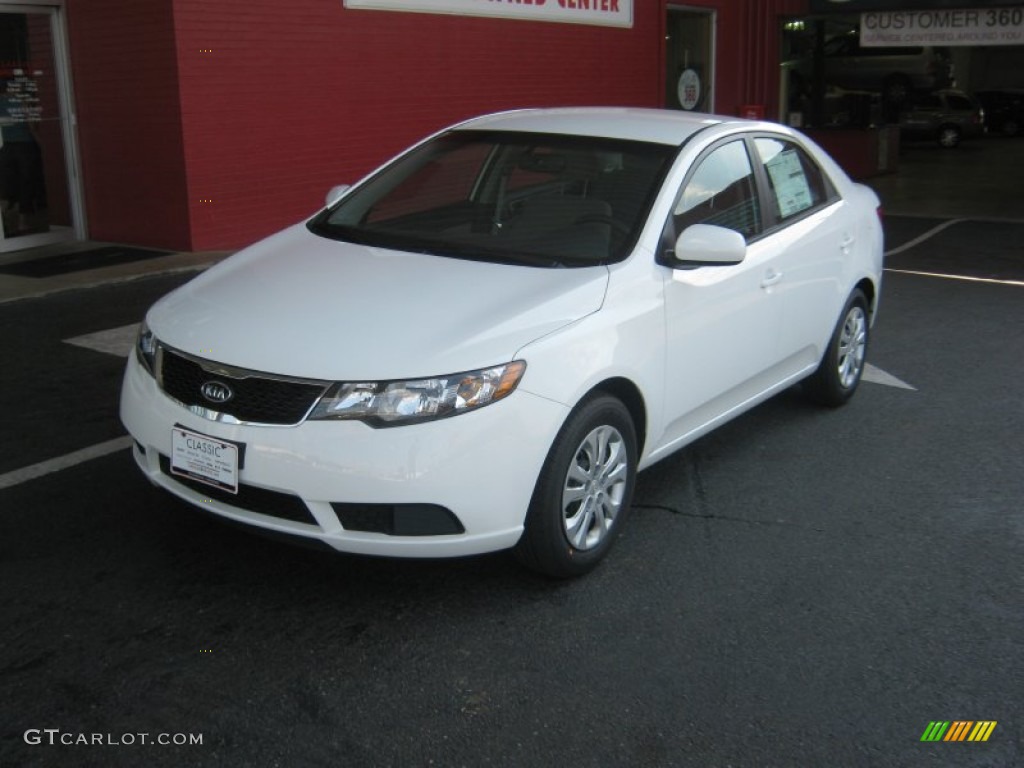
(840, 234, 855, 254)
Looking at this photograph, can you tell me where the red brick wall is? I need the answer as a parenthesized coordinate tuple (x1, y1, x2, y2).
(171, 1, 664, 250)
(64, 0, 808, 252)
(66, 0, 192, 250)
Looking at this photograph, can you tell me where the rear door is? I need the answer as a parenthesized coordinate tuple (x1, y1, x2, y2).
(749, 134, 852, 373)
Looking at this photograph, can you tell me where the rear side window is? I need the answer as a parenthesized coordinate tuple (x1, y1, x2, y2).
(753, 138, 833, 222)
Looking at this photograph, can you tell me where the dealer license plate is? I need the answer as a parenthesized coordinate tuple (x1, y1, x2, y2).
(170, 427, 239, 494)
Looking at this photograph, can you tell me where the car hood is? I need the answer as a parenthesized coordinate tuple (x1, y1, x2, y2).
(148, 223, 609, 381)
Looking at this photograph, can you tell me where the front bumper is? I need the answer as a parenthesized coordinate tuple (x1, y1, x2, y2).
(120, 354, 568, 557)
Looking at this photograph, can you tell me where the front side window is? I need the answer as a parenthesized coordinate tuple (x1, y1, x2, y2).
(309, 131, 675, 267)
(673, 140, 761, 239)
(753, 137, 833, 222)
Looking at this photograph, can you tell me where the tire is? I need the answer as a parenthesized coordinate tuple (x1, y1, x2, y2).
(514, 394, 637, 578)
(937, 125, 961, 148)
(803, 289, 870, 407)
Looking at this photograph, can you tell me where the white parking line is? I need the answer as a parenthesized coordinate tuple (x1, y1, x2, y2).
(884, 218, 965, 257)
(64, 323, 139, 357)
(0, 436, 133, 491)
(884, 268, 1024, 288)
(862, 363, 916, 391)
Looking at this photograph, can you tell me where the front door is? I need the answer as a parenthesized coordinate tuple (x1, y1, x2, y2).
(659, 139, 783, 451)
(0, 5, 82, 252)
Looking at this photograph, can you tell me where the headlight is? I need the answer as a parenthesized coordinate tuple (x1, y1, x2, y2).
(308, 361, 526, 427)
(136, 321, 157, 375)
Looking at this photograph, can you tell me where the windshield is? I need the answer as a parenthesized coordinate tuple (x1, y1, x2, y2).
(308, 130, 675, 267)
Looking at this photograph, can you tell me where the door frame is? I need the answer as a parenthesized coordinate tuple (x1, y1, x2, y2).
(666, 4, 717, 114)
(0, 0, 85, 253)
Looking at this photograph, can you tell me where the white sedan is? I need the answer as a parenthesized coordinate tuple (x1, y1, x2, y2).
(121, 108, 883, 577)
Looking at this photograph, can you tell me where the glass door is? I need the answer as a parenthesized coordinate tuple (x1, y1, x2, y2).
(665, 7, 715, 113)
(0, 4, 82, 252)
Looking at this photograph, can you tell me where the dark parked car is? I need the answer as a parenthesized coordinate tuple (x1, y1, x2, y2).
(899, 90, 985, 148)
(976, 90, 1024, 136)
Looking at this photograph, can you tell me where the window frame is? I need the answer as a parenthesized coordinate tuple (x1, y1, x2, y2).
(660, 130, 843, 266)
(747, 132, 841, 236)
(659, 135, 766, 263)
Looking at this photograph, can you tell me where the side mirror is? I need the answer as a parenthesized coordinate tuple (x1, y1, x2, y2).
(672, 224, 746, 268)
(325, 184, 350, 208)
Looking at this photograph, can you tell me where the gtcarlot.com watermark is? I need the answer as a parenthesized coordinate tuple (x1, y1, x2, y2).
(24, 728, 203, 747)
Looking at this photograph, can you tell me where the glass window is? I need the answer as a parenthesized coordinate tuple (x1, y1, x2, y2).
(753, 137, 830, 222)
(364, 141, 492, 224)
(673, 140, 761, 239)
(310, 131, 674, 267)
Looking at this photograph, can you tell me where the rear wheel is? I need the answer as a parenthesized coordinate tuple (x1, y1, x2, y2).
(804, 289, 869, 407)
(514, 394, 637, 578)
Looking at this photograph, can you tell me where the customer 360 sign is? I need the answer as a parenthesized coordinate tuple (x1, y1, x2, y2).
(861, 7, 1024, 47)
(343, 0, 633, 28)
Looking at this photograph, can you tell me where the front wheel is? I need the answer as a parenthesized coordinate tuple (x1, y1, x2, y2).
(803, 289, 870, 407)
(937, 125, 961, 148)
(514, 394, 637, 578)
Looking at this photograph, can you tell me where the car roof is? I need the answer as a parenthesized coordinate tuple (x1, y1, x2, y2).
(452, 107, 750, 147)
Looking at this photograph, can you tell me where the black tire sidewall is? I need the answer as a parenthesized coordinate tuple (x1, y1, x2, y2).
(515, 394, 638, 578)
(805, 289, 869, 407)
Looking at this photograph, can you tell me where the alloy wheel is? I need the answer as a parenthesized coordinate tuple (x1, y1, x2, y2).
(837, 305, 867, 389)
(561, 425, 628, 551)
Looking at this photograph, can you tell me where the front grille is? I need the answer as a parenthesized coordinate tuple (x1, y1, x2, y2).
(159, 455, 318, 526)
(158, 347, 328, 425)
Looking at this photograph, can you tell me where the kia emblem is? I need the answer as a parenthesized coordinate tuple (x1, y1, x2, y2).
(200, 380, 234, 404)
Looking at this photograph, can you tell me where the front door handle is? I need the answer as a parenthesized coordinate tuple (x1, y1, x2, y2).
(761, 269, 783, 288)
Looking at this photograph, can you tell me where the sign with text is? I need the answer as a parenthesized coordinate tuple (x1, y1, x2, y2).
(343, 0, 633, 28)
(860, 7, 1024, 47)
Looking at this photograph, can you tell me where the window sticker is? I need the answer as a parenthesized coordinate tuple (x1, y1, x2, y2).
(765, 149, 812, 217)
